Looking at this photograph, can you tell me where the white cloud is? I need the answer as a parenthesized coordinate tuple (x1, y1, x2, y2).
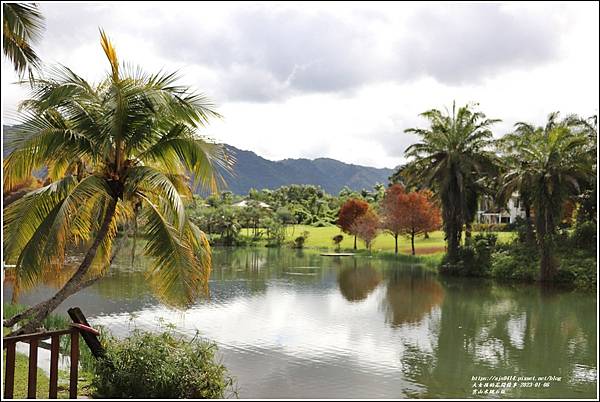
(2, 2, 598, 168)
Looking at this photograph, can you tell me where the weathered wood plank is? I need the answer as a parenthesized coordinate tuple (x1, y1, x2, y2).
(69, 330, 79, 399)
(27, 339, 39, 399)
(49, 335, 60, 399)
(4, 341, 16, 399)
(68, 307, 105, 358)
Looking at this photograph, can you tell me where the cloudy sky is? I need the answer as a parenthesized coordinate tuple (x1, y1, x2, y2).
(2, 2, 598, 168)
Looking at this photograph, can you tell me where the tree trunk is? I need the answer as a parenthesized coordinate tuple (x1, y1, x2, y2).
(445, 217, 461, 264)
(539, 236, 557, 281)
(524, 203, 535, 246)
(394, 234, 398, 254)
(4, 197, 118, 334)
(536, 206, 558, 282)
(353, 235, 357, 250)
(411, 230, 416, 255)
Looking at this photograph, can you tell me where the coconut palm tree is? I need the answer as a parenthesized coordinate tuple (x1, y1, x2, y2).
(3, 31, 231, 334)
(402, 102, 499, 266)
(3, 2, 44, 77)
(497, 121, 542, 246)
(501, 113, 593, 281)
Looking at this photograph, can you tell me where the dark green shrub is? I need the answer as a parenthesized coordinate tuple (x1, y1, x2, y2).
(440, 233, 497, 277)
(440, 247, 476, 276)
(293, 231, 310, 248)
(471, 223, 510, 232)
(490, 250, 537, 282)
(92, 330, 236, 399)
(513, 216, 533, 243)
(332, 234, 344, 251)
(571, 221, 597, 250)
(558, 251, 597, 291)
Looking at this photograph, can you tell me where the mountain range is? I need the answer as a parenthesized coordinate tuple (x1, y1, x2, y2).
(2, 125, 395, 195)
(219, 145, 395, 195)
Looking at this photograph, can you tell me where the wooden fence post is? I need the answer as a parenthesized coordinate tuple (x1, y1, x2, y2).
(4, 341, 16, 399)
(27, 339, 39, 399)
(48, 335, 60, 398)
(69, 329, 79, 399)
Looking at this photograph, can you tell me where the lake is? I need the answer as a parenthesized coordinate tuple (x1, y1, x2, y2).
(3, 247, 597, 399)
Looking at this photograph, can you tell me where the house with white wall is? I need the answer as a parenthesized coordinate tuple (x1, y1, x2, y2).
(476, 192, 525, 224)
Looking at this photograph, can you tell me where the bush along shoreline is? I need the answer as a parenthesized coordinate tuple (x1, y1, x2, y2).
(439, 221, 597, 292)
(3, 304, 237, 399)
(92, 329, 237, 399)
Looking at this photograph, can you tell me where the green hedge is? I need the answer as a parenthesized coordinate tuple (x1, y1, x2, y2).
(92, 329, 236, 399)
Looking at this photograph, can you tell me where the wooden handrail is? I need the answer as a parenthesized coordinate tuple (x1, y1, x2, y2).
(2, 307, 103, 399)
(3, 328, 73, 346)
(70, 323, 100, 336)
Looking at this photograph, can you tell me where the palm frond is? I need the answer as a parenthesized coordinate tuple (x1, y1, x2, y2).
(2, 3, 44, 76)
(140, 196, 209, 306)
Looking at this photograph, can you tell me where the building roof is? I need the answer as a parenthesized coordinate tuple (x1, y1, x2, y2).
(232, 200, 271, 208)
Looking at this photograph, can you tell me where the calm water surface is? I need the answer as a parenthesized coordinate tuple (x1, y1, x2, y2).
(3, 248, 597, 398)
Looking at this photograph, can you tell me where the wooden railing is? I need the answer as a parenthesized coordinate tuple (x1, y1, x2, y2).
(2, 308, 103, 399)
(3, 326, 80, 399)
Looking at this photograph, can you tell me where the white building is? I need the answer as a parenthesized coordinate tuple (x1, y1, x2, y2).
(476, 193, 525, 224)
(232, 200, 271, 209)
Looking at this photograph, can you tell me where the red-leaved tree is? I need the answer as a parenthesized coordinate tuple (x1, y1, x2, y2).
(350, 209, 381, 251)
(401, 191, 441, 255)
(381, 184, 406, 254)
(338, 198, 369, 249)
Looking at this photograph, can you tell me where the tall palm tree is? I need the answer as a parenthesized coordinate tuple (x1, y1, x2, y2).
(501, 113, 593, 281)
(402, 102, 499, 266)
(3, 31, 231, 334)
(566, 114, 597, 224)
(497, 120, 543, 246)
(3, 2, 44, 77)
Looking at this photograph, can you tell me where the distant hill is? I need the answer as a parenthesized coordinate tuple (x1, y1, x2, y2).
(220, 145, 395, 195)
(2, 125, 395, 195)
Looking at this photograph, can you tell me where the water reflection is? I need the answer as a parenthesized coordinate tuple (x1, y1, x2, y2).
(337, 262, 382, 302)
(2, 248, 596, 399)
(399, 278, 597, 398)
(383, 266, 444, 327)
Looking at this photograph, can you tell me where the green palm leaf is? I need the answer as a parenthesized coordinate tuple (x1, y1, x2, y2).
(3, 3, 44, 77)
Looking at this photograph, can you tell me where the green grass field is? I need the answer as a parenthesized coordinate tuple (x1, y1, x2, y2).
(242, 225, 515, 255)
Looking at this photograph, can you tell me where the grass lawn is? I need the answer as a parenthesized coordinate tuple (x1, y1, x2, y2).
(244, 225, 515, 254)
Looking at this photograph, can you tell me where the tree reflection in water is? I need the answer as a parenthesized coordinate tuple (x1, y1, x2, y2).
(398, 278, 597, 398)
(337, 260, 382, 302)
(383, 266, 444, 327)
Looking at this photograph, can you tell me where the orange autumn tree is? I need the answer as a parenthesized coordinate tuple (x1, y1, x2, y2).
(350, 209, 380, 251)
(400, 191, 441, 255)
(338, 198, 369, 249)
(381, 184, 407, 254)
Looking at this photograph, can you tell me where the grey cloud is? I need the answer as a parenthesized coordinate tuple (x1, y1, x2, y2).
(158, 6, 378, 101)
(398, 4, 561, 84)
(42, 3, 564, 102)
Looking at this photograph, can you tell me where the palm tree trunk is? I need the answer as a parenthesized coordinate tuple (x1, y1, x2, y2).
(4, 197, 118, 334)
(445, 213, 461, 264)
(540, 239, 557, 282)
(524, 203, 535, 246)
(538, 210, 557, 282)
(536, 208, 557, 282)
